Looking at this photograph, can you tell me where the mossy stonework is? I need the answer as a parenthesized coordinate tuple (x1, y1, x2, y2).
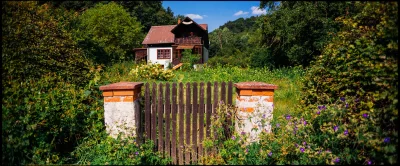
(100, 82, 143, 139)
(234, 82, 278, 144)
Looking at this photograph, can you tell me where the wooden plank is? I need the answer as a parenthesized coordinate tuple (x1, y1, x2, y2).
(185, 83, 191, 165)
(213, 82, 219, 140)
(151, 82, 157, 147)
(158, 83, 164, 153)
(198, 82, 205, 163)
(165, 83, 171, 158)
(228, 82, 233, 106)
(221, 82, 226, 105)
(171, 83, 177, 164)
(192, 82, 198, 163)
(145, 83, 151, 140)
(206, 82, 212, 138)
(178, 82, 184, 165)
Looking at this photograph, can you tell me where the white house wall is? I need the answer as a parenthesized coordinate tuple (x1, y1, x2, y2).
(147, 47, 172, 67)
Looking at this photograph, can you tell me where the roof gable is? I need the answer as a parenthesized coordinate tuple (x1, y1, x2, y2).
(171, 17, 207, 33)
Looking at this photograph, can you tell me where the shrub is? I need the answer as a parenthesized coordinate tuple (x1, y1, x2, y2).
(2, 1, 95, 87)
(181, 49, 201, 70)
(301, 1, 398, 164)
(129, 63, 175, 81)
(2, 73, 104, 165)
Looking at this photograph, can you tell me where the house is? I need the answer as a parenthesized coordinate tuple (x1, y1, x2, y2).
(133, 17, 209, 69)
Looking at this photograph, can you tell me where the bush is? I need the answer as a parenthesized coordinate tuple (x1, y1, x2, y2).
(129, 63, 175, 81)
(2, 1, 94, 87)
(181, 49, 201, 70)
(301, 1, 398, 164)
(2, 73, 104, 165)
(73, 133, 171, 165)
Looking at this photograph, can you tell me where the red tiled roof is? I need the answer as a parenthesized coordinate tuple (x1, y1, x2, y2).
(142, 24, 208, 45)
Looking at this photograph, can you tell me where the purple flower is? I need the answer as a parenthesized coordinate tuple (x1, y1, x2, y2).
(294, 127, 298, 131)
(344, 129, 348, 136)
(318, 150, 321, 154)
(219, 100, 224, 105)
(303, 120, 307, 125)
(340, 97, 345, 102)
(300, 148, 305, 153)
(317, 111, 320, 115)
(318, 105, 326, 110)
(231, 136, 236, 140)
(246, 148, 249, 153)
(307, 145, 310, 149)
(345, 103, 349, 108)
(276, 123, 280, 128)
(355, 98, 360, 103)
(384, 137, 390, 143)
(303, 141, 306, 145)
(262, 114, 266, 118)
(272, 104, 274, 107)
(333, 126, 338, 132)
(268, 152, 272, 156)
(367, 160, 372, 165)
(135, 152, 139, 155)
(363, 113, 369, 118)
(241, 131, 246, 135)
(285, 114, 291, 120)
(295, 143, 298, 147)
(334, 157, 340, 163)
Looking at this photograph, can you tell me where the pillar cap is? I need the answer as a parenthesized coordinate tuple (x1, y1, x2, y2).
(100, 82, 143, 91)
(234, 82, 278, 90)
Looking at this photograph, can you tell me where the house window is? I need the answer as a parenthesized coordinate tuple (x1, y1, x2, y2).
(157, 49, 171, 59)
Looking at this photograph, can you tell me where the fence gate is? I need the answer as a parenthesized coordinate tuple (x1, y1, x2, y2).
(141, 82, 233, 165)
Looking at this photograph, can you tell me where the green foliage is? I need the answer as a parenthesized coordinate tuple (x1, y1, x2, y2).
(73, 2, 143, 65)
(2, 1, 94, 87)
(129, 63, 175, 81)
(301, 1, 398, 164)
(181, 49, 201, 70)
(73, 133, 171, 165)
(2, 73, 104, 165)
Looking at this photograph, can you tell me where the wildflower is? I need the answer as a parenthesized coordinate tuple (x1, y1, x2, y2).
(303, 120, 307, 125)
(241, 131, 246, 135)
(362, 113, 369, 118)
(340, 97, 345, 102)
(272, 104, 274, 107)
(276, 123, 280, 128)
(307, 145, 310, 149)
(246, 148, 249, 153)
(286, 114, 291, 120)
(333, 126, 338, 132)
(355, 98, 360, 103)
(334, 157, 340, 163)
(317, 111, 320, 115)
(345, 103, 349, 108)
(268, 152, 272, 157)
(231, 136, 236, 140)
(303, 141, 306, 145)
(135, 152, 139, 155)
(262, 114, 266, 118)
(300, 148, 305, 153)
(295, 143, 298, 147)
(367, 160, 372, 165)
(318, 105, 326, 110)
(384, 137, 390, 143)
(344, 129, 348, 136)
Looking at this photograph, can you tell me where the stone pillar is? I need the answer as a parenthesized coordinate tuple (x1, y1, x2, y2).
(234, 82, 278, 143)
(99, 82, 143, 139)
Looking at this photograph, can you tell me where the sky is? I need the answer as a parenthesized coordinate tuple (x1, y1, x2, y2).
(162, 1, 267, 32)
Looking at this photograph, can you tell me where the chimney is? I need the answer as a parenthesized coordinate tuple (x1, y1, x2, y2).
(178, 18, 181, 24)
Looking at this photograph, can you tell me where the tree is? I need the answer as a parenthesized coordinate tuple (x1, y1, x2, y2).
(73, 2, 143, 64)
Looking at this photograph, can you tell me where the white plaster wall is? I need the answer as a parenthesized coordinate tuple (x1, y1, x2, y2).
(235, 95, 274, 144)
(148, 47, 172, 66)
(104, 99, 140, 138)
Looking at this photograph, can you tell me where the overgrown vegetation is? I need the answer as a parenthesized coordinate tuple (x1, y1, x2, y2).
(2, 0, 397, 165)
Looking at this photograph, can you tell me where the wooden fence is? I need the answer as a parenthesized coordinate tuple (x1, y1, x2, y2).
(141, 82, 233, 165)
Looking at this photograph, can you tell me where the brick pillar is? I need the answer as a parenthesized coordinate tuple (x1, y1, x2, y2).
(99, 82, 143, 139)
(234, 82, 278, 143)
